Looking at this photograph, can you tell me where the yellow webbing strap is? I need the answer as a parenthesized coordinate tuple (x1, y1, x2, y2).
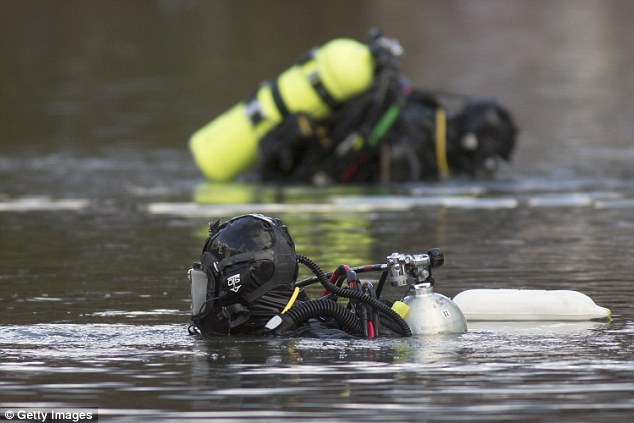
(281, 287, 300, 314)
(297, 114, 313, 137)
(435, 107, 450, 180)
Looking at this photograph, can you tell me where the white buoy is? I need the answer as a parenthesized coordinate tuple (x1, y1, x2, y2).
(452, 289, 611, 321)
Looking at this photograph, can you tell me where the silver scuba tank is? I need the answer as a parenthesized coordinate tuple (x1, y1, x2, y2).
(399, 283, 467, 335)
(189, 264, 210, 317)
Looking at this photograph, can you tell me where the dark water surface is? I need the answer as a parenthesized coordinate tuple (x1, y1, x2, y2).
(1, 1, 633, 422)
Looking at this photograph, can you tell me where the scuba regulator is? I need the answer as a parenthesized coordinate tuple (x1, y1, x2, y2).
(265, 249, 466, 337)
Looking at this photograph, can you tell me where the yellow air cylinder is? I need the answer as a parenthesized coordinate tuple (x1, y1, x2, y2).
(189, 38, 375, 182)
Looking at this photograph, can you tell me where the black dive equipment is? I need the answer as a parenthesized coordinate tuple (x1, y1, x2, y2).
(264, 250, 447, 338)
(253, 30, 517, 184)
(187, 214, 465, 338)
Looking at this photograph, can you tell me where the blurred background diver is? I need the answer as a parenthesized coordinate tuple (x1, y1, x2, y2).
(189, 29, 518, 185)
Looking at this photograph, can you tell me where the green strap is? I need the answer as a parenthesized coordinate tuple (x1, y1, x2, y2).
(368, 103, 401, 147)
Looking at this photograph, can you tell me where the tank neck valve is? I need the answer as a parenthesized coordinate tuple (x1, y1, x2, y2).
(386, 249, 443, 287)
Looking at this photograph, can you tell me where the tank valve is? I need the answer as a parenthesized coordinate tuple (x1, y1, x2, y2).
(387, 250, 443, 287)
(427, 248, 444, 268)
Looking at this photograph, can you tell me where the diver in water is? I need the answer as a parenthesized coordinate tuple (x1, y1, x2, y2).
(186, 214, 611, 337)
(256, 80, 518, 184)
(189, 29, 518, 185)
(188, 213, 301, 336)
(187, 214, 455, 338)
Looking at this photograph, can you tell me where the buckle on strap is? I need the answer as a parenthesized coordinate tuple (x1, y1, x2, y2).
(307, 70, 339, 110)
(245, 96, 265, 126)
(219, 303, 251, 329)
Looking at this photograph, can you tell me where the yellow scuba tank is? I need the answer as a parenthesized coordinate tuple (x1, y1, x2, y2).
(189, 38, 376, 182)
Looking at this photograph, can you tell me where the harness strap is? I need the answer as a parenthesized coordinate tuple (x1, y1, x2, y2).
(270, 79, 290, 117)
(435, 107, 450, 179)
(220, 303, 251, 329)
(241, 252, 295, 304)
(214, 248, 295, 305)
(298, 47, 341, 110)
(368, 102, 402, 147)
(308, 70, 339, 110)
(214, 250, 273, 273)
(281, 287, 300, 314)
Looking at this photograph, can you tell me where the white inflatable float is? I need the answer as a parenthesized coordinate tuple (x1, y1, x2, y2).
(385, 253, 612, 334)
(452, 289, 611, 321)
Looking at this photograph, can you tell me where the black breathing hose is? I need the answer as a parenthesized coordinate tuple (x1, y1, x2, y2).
(296, 254, 412, 337)
(282, 299, 362, 336)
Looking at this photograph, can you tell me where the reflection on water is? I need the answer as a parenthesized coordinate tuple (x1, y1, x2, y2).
(2, 0, 634, 421)
(1, 322, 632, 421)
(2, 186, 633, 421)
(2, 176, 634, 422)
